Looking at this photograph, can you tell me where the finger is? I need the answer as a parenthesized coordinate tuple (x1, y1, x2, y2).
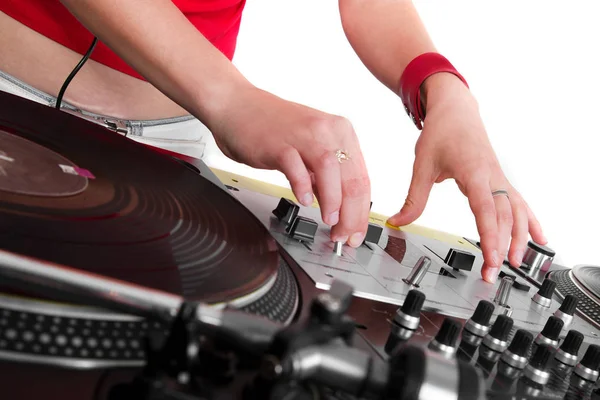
(276, 147, 313, 207)
(465, 180, 500, 283)
(507, 194, 528, 267)
(331, 160, 371, 247)
(492, 192, 513, 266)
(308, 150, 342, 226)
(387, 158, 435, 227)
(526, 203, 547, 245)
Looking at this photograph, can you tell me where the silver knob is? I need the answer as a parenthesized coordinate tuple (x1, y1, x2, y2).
(522, 241, 555, 273)
(493, 276, 513, 307)
(403, 256, 431, 288)
(333, 241, 343, 256)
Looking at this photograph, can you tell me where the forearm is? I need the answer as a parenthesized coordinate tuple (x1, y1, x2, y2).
(339, 0, 454, 98)
(60, 0, 249, 126)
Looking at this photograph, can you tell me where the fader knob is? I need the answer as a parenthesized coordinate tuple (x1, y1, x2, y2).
(555, 330, 584, 367)
(428, 318, 461, 358)
(501, 329, 534, 370)
(464, 300, 494, 338)
(286, 216, 318, 242)
(523, 344, 552, 385)
(363, 223, 383, 245)
(534, 315, 564, 347)
(385, 290, 426, 354)
(531, 278, 557, 308)
(402, 256, 431, 288)
(574, 344, 600, 382)
(553, 294, 579, 328)
(493, 276, 513, 307)
(482, 314, 514, 353)
(272, 197, 300, 225)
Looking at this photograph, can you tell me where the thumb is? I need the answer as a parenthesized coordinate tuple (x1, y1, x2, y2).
(387, 161, 435, 227)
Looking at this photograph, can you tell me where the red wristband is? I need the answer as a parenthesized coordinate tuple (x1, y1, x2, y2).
(398, 52, 469, 130)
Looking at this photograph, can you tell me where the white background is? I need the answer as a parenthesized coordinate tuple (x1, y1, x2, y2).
(203, 0, 600, 268)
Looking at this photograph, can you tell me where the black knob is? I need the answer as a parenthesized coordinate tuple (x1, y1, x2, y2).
(559, 330, 584, 355)
(581, 344, 600, 370)
(471, 300, 494, 326)
(540, 316, 564, 341)
(444, 248, 475, 272)
(286, 216, 318, 242)
(530, 344, 552, 370)
(537, 278, 557, 299)
(435, 318, 461, 347)
(489, 315, 514, 342)
(507, 329, 533, 357)
(400, 290, 426, 317)
(364, 223, 383, 245)
(272, 198, 300, 225)
(558, 295, 579, 315)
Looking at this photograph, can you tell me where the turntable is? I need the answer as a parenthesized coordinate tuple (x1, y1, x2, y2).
(2, 89, 600, 400)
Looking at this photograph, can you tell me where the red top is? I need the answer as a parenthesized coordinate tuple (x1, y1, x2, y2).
(0, 0, 247, 80)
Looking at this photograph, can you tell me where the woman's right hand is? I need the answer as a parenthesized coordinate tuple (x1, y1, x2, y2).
(210, 85, 372, 247)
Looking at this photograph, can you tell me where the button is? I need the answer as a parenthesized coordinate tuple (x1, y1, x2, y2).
(286, 216, 318, 242)
(444, 248, 475, 271)
(272, 198, 299, 225)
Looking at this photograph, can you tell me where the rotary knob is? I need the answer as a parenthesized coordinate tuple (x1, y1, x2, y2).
(428, 318, 461, 358)
(500, 329, 534, 371)
(464, 300, 494, 338)
(553, 294, 579, 328)
(555, 330, 584, 367)
(385, 290, 426, 354)
(521, 241, 555, 272)
(523, 344, 552, 386)
(402, 256, 431, 288)
(531, 278, 556, 308)
(534, 315, 564, 347)
(481, 314, 514, 360)
(574, 344, 600, 382)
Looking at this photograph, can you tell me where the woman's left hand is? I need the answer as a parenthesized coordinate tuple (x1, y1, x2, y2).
(387, 73, 547, 283)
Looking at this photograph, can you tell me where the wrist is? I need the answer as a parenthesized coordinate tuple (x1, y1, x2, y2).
(420, 72, 473, 111)
(398, 53, 469, 129)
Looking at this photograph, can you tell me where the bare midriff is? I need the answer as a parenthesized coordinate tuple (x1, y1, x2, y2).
(0, 12, 190, 121)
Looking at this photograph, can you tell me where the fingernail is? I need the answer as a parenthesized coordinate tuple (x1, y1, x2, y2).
(484, 267, 499, 284)
(327, 211, 339, 226)
(349, 232, 365, 247)
(491, 250, 499, 267)
(301, 193, 313, 206)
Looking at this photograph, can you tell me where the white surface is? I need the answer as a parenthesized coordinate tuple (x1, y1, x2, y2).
(203, 0, 600, 269)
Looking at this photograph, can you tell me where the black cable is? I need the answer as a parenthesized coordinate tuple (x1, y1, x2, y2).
(55, 36, 98, 110)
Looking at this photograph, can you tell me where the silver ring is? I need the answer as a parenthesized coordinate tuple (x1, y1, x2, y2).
(492, 189, 509, 198)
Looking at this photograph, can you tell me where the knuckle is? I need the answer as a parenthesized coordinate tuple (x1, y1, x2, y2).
(342, 175, 371, 198)
(316, 149, 338, 170)
(497, 210, 513, 225)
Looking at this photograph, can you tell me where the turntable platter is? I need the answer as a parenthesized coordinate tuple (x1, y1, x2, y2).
(0, 91, 284, 307)
(572, 265, 600, 299)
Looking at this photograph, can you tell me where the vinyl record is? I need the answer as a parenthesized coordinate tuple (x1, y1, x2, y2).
(0, 91, 280, 306)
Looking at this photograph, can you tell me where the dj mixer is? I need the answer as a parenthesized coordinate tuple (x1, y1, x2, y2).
(1, 89, 600, 400)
